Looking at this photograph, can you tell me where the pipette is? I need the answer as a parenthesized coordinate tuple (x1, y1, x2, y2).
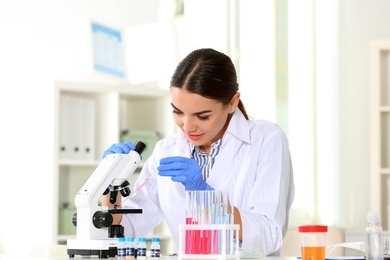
(125, 172, 158, 200)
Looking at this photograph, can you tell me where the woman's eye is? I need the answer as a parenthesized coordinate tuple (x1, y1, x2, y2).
(198, 115, 209, 120)
(172, 110, 182, 115)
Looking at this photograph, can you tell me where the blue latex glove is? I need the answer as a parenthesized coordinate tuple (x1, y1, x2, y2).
(102, 141, 136, 159)
(158, 156, 214, 191)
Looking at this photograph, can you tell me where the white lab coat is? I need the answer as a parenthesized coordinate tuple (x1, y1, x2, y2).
(121, 109, 295, 256)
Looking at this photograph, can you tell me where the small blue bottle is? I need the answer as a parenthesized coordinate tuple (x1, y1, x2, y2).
(137, 237, 147, 259)
(117, 237, 126, 258)
(126, 237, 135, 259)
(150, 238, 161, 257)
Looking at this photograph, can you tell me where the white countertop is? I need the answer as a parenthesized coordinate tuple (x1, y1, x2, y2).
(0, 257, 295, 260)
(0, 244, 299, 260)
(0, 252, 297, 260)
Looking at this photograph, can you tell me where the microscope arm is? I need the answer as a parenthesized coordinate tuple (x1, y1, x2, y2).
(73, 142, 146, 240)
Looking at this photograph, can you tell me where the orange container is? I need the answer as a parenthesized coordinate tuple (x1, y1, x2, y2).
(298, 225, 328, 260)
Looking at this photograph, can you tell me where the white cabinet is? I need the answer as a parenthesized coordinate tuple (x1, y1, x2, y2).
(370, 40, 390, 231)
(53, 79, 175, 251)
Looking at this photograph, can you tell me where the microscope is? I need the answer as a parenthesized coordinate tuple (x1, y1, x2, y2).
(67, 141, 146, 258)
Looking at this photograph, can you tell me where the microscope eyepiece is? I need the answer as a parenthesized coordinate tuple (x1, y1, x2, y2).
(135, 141, 146, 155)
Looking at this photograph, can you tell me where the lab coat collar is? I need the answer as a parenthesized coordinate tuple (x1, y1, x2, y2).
(225, 108, 251, 144)
(177, 131, 192, 157)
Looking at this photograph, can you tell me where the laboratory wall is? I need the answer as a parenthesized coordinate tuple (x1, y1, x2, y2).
(0, 0, 390, 255)
(336, 0, 390, 236)
(0, 0, 55, 254)
(53, 0, 159, 79)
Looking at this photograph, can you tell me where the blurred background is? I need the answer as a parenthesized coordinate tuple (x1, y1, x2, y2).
(0, 0, 389, 255)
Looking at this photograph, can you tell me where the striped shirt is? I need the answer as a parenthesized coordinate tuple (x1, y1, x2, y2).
(190, 138, 223, 180)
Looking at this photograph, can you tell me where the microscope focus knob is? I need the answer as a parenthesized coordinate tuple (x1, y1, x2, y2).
(109, 225, 125, 238)
(93, 211, 113, 228)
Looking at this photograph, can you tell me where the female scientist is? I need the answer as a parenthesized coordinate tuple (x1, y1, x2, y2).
(102, 48, 295, 256)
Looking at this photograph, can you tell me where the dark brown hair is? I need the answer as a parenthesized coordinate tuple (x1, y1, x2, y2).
(170, 48, 249, 120)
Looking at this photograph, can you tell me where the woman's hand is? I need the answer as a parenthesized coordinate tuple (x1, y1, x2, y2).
(158, 156, 214, 191)
(102, 141, 136, 159)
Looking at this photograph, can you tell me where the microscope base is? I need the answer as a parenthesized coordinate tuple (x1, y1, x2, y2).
(67, 238, 118, 259)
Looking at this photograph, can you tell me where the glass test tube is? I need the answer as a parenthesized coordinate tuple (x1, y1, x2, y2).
(201, 191, 211, 254)
(185, 191, 192, 254)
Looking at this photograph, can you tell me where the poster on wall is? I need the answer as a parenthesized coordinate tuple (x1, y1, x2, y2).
(91, 22, 126, 79)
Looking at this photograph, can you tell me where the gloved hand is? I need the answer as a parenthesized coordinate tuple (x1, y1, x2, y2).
(102, 141, 136, 159)
(158, 156, 214, 191)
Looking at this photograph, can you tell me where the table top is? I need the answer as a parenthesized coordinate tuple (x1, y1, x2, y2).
(0, 254, 297, 260)
(0, 244, 294, 259)
(0, 244, 356, 260)
(0, 256, 367, 260)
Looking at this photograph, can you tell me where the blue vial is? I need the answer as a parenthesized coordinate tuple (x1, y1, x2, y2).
(137, 237, 147, 259)
(126, 237, 135, 259)
(117, 237, 126, 258)
(150, 238, 161, 257)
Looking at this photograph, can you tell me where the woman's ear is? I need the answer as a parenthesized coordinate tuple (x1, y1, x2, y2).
(230, 92, 240, 113)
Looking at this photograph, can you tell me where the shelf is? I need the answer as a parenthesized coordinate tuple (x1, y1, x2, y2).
(55, 80, 170, 97)
(381, 168, 390, 174)
(58, 235, 75, 242)
(59, 160, 100, 167)
(59, 160, 145, 168)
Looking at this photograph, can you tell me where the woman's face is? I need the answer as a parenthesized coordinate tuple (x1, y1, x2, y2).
(170, 87, 239, 153)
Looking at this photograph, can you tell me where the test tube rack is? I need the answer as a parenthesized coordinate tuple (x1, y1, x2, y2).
(178, 224, 240, 260)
